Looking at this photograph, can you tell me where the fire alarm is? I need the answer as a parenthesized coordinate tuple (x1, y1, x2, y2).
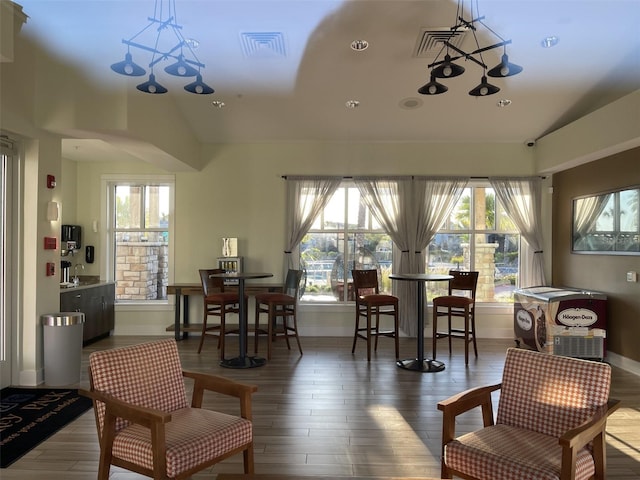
(47, 174, 56, 189)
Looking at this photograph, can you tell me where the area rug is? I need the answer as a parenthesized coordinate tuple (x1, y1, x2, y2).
(0, 387, 93, 468)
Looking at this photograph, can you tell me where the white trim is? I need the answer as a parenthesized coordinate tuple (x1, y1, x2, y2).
(607, 351, 640, 377)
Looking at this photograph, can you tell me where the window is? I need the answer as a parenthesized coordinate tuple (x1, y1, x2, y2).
(426, 185, 520, 302)
(572, 186, 640, 253)
(105, 176, 174, 302)
(298, 181, 522, 304)
(300, 184, 393, 302)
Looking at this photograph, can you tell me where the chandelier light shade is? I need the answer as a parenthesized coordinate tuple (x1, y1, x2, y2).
(418, 75, 448, 95)
(136, 73, 168, 94)
(111, 0, 214, 95)
(110, 52, 146, 77)
(431, 54, 465, 78)
(419, 0, 522, 97)
(469, 75, 500, 96)
(164, 56, 200, 77)
(487, 53, 523, 77)
(184, 74, 215, 94)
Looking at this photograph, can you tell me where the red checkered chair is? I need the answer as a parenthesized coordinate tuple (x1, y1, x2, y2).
(80, 339, 257, 480)
(438, 348, 620, 480)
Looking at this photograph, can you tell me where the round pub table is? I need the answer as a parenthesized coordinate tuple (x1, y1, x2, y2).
(389, 273, 453, 372)
(210, 271, 273, 368)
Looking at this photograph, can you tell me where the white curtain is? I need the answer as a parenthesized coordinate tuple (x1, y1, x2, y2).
(355, 176, 467, 336)
(573, 194, 611, 248)
(284, 176, 341, 274)
(489, 177, 546, 287)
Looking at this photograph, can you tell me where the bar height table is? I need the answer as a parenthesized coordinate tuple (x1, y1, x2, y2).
(389, 273, 453, 372)
(210, 271, 273, 369)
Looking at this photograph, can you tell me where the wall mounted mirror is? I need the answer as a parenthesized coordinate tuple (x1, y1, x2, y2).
(572, 185, 639, 254)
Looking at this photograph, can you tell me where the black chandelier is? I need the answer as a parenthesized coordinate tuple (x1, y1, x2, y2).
(418, 0, 522, 97)
(110, 0, 214, 95)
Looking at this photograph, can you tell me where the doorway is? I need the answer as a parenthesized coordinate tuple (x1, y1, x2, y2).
(1, 135, 17, 388)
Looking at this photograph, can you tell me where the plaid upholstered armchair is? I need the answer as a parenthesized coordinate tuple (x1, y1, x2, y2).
(80, 339, 257, 480)
(438, 348, 619, 480)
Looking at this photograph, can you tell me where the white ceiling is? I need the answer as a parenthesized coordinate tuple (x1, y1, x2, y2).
(15, 0, 640, 163)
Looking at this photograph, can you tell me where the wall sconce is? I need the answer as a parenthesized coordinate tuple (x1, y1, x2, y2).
(46, 201, 59, 222)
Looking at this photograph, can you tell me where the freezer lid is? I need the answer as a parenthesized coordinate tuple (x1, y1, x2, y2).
(514, 286, 607, 302)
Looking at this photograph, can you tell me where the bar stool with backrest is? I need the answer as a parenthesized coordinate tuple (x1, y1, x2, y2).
(432, 270, 479, 365)
(254, 269, 304, 360)
(198, 268, 244, 359)
(352, 269, 399, 362)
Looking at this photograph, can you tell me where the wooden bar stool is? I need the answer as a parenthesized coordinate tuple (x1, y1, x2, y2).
(352, 269, 399, 361)
(432, 270, 479, 365)
(254, 269, 303, 360)
(198, 268, 244, 359)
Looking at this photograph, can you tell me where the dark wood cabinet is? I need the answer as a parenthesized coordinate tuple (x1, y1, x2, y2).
(60, 283, 115, 345)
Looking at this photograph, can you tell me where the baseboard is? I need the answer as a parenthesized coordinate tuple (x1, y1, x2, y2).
(606, 351, 640, 376)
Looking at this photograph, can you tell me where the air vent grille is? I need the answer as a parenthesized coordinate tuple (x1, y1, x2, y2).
(240, 32, 287, 58)
(413, 27, 467, 58)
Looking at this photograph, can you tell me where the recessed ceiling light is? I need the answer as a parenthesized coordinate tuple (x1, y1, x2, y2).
(350, 40, 369, 51)
(185, 38, 200, 50)
(541, 36, 559, 48)
(211, 100, 225, 108)
(497, 99, 512, 107)
(345, 100, 360, 109)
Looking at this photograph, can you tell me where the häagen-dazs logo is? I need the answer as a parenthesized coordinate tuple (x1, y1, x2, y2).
(557, 308, 597, 327)
(516, 309, 533, 331)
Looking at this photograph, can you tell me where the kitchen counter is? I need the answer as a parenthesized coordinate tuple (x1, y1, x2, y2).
(60, 279, 115, 344)
(60, 276, 113, 291)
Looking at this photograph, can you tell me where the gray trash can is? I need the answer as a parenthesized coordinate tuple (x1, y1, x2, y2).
(42, 312, 85, 386)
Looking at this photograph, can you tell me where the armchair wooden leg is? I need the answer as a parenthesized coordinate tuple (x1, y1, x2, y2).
(243, 445, 255, 474)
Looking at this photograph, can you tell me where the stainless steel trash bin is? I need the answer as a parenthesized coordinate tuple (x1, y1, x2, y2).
(42, 312, 85, 386)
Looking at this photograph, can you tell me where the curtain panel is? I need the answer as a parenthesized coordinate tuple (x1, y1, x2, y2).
(354, 176, 467, 336)
(489, 177, 546, 287)
(283, 176, 341, 276)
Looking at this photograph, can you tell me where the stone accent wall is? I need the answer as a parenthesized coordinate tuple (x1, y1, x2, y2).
(462, 242, 498, 301)
(115, 241, 168, 300)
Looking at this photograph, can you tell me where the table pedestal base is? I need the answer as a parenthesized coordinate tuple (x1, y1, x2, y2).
(397, 358, 445, 372)
(220, 356, 266, 369)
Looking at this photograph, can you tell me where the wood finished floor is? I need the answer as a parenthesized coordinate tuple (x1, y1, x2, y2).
(3, 335, 639, 479)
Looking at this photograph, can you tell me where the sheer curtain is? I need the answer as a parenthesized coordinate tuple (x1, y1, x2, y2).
(409, 177, 468, 335)
(355, 176, 467, 336)
(283, 177, 341, 273)
(573, 194, 611, 247)
(490, 177, 546, 287)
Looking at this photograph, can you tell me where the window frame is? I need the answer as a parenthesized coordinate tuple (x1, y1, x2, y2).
(299, 182, 393, 303)
(426, 182, 522, 303)
(101, 174, 175, 305)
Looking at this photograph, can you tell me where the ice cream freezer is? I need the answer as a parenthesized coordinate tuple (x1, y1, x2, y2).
(513, 286, 607, 360)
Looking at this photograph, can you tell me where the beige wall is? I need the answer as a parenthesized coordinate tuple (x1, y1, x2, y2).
(552, 148, 640, 364)
(70, 143, 537, 341)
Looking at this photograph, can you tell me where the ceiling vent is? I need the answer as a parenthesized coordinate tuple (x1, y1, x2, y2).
(240, 32, 287, 58)
(413, 27, 468, 58)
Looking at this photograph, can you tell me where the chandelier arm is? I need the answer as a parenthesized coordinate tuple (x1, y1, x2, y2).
(453, 15, 484, 31)
(122, 40, 205, 69)
(443, 41, 486, 69)
(467, 39, 511, 56)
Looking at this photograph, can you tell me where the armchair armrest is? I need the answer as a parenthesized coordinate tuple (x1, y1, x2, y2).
(79, 388, 172, 428)
(182, 370, 258, 419)
(437, 383, 501, 449)
(558, 398, 621, 480)
(560, 398, 621, 450)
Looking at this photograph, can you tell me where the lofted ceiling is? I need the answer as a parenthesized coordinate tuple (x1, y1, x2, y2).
(13, 0, 640, 163)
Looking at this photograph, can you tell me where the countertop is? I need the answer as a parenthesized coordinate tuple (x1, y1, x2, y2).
(60, 276, 115, 291)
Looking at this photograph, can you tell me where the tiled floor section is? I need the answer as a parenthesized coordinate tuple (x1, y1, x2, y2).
(2, 336, 639, 479)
